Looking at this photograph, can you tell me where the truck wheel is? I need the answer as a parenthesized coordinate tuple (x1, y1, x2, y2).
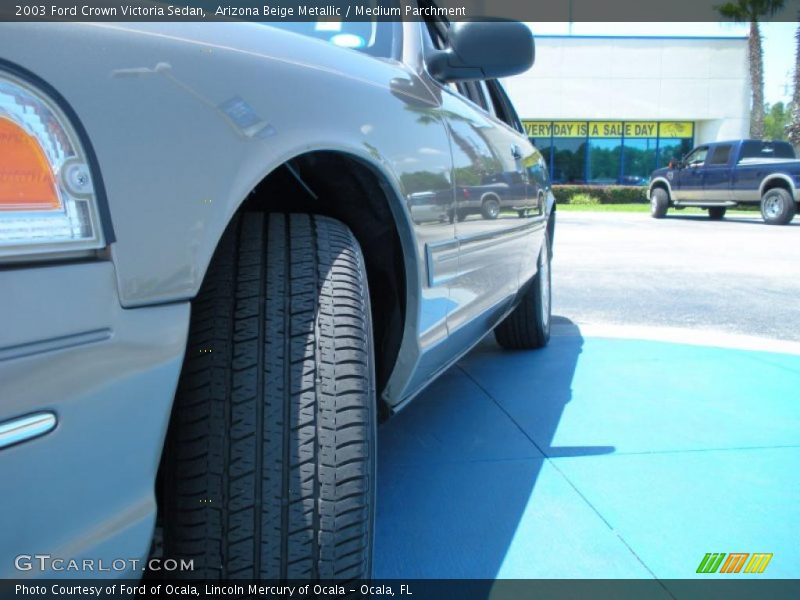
(494, 231, 551, 349)
(650, 188, 669, 218)
(708, 207, 727, 220)
(162, 213, 376, 579)
(481, 196, 501, 219)
(761, 188, 796, 225)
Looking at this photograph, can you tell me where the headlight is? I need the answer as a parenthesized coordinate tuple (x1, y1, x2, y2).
(0, 71, 105, 260)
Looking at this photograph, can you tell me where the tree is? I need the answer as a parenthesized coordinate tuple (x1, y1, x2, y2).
(764, 101, 791, 140)
(717, 0, 786, 139)
(787, 16, 800, 149)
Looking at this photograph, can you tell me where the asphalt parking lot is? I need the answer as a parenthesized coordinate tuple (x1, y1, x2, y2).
(374, 211, 800, 581)
(554, 211, 800, 341)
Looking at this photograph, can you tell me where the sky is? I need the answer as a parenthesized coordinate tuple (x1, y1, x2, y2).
(762, 21, 796, 105)
(529, 22, 797, 106)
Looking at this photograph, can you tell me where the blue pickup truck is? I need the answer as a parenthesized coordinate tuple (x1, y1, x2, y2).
(648, 139, 800, 225)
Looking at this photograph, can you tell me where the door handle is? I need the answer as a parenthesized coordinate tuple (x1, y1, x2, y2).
(511, 145, 522, 160)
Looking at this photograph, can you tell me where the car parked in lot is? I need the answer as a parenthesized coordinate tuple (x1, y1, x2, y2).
(0, 16, 554, 580)
(648, 139, 800, 224)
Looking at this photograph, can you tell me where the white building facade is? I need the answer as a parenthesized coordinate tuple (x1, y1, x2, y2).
(504, 35, 750, 185)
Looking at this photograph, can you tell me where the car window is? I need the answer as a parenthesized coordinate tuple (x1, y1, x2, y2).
(485, 80, 525, 134)
(447, 82, 473, 102)
(418, 2, 520, 131)
(477, 81, 497, 117)
(462, 81, 489, 111)
(739, 140, 796, 161)
(684, 147, 708, 166)
(267, 15, 398, 58)
(707, 144, 732, 166)
(420, 15, 481, 107)
(422, 11, 448, 50)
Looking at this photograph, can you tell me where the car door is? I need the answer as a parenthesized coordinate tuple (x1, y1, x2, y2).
(400, 10, 544, 396)
(421, 15, 544, 339)
(703, 143, 734, 202)
(485, 79, 548, 288)
(441, 80, 525, 309)
(673, 145, 708, 201)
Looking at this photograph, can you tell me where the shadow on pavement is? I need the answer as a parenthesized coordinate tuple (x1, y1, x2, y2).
(374, 316, 615, 578)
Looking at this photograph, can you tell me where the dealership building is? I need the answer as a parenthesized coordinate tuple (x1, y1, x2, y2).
(504, 33, 751, 185)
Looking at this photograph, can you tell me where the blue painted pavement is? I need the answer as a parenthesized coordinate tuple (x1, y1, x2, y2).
(374, 322, 800, 580)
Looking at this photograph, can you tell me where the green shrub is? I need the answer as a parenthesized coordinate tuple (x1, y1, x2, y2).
(568, 193, 599, 205)
(553, 185, 648, 205)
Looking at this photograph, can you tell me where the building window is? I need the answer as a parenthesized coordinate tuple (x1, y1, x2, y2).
(551, 138, 587, 184)
(588, 139, 622, 184)
(622, 138, 657, 185)
(523, 120, 694, 185)
(657, 138, 693, 168)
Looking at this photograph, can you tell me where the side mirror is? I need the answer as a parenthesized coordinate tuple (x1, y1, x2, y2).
(668, 159, 682, 169)
(426, 21, 534, 82)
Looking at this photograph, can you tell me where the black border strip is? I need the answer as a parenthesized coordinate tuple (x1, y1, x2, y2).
(0, 57, 117, 245)
(2, 0, 799, 22)
(3, 579, 800, 599)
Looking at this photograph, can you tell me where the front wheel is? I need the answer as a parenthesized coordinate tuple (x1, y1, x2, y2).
(650, 188, 669, 218)
(708, 206, 727, 220)
(494, 231, 551, 349)
(761, 188, 796, 225)
(162, 213, 376, 579)
(481, 196, 501, 220)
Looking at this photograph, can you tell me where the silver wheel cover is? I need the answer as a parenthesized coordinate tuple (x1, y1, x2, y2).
(764, 194, 783, 219)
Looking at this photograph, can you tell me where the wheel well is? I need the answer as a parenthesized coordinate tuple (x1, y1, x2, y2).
(651, 181, 670, 200)
(481, 192, 501, 204)
(762, 177, 793, 197)
(237, 151, 407, 404)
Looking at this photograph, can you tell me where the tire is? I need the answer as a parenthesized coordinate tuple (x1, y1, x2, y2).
(760, 188, 796, 225)
(494, 231, 551, 349)
(481, 196, 500, 219)
(162, 213, 376, 580)
(708, 207, 727, 220)
(650, 187, 669, 218)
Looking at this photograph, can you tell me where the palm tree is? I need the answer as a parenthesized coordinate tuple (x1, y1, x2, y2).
(717, 0, 786, 139)
(786, 15, 800, 150)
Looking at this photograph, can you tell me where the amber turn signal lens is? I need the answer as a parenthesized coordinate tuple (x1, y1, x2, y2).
(0, 116, 61, 211)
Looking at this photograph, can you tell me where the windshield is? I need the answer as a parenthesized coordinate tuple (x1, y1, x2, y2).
(267, 18, 397, 58)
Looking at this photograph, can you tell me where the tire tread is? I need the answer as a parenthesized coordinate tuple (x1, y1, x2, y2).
(163, 213, 374, 580)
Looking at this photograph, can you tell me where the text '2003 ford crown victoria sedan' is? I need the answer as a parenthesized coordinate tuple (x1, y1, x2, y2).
(0, 17, 554, 579)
